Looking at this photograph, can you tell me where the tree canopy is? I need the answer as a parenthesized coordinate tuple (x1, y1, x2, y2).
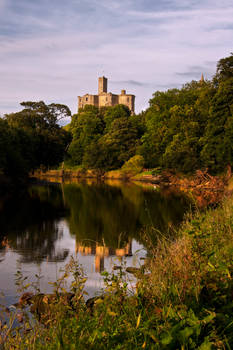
(1, 101, 71, 187)
(67, 104, 141, 171)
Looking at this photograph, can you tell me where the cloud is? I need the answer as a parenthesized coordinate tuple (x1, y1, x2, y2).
(176, 71, 203, 79)
(0, 0, 232, 115)
(113, 80, 148, 87)
(175, 65, 213, 79)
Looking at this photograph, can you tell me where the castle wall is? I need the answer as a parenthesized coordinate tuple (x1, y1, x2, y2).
(78, 94, 98, 109)
(118, 94, 135, 114)
(111, 94, 119, 106)
(98, 93, 119, 108)
(99, 93, 111, 107)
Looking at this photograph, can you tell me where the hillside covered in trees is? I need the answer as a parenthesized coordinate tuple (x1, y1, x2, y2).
(0, 53, 233, 188)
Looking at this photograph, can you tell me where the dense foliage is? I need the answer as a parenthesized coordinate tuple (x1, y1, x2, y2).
(67, 53, 233, 174)
(0, 101, 71, 187)
(67, 104, 143, 171)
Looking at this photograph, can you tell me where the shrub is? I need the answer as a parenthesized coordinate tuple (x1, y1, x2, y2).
(121, 155, 144, 176)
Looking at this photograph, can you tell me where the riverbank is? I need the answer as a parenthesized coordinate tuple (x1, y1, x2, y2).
(2, 194, 233, 349)
(32, 168, 230, 207)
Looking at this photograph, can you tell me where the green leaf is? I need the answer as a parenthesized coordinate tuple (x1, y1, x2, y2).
(160, 332, 173, 345)
(198, 338, 213, 350)
(178, 327, 194, 342)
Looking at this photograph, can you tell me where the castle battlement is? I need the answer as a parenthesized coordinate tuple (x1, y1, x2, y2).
(78, 77, 135, 114)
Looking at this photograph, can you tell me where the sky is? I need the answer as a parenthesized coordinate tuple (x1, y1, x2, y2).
(0, 0, 232, 123)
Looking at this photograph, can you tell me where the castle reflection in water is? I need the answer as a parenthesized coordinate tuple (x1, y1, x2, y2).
(75, 241, 132, 273)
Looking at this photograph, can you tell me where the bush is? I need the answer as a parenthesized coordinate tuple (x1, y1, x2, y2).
(121, 155, 144, 176)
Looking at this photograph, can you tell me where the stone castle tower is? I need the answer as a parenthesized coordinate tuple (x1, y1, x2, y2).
(78, 77, 135, 114)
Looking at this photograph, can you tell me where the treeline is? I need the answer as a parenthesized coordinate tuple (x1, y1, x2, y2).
(1, 54, 233, 184)
(0, 101, 71, 187)
(67, 53, 233, 174)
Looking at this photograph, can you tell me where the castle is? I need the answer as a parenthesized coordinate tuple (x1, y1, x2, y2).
(78, 77, 135, 114)
(76, 241, 132, 273)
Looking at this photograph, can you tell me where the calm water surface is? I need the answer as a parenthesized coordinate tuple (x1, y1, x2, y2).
(0, 180, 192, 305)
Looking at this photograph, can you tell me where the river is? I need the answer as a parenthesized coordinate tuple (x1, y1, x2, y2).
(0, 179, 192, 306)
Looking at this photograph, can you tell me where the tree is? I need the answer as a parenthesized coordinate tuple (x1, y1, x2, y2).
(103, 104, 131, 132)
(121, 155, 144, 176)
(0, 118, 33, 183)
(68, 104, 139, 171)
(5, 101, 71, 170)
(6, 101, 71, 132)
(67, 105, 104, 166)
(214, 53, 233, 85)
(200, 78, 233, 172)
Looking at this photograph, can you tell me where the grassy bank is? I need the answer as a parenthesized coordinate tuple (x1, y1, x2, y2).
(1, 197, 233, 349)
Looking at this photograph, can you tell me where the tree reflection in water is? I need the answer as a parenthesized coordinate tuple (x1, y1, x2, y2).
(0, 180, 192, 266)
(0, 184, 69, 263)
(63, 181, 191, 251)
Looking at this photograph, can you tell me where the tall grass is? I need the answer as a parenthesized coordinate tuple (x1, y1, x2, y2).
(1, 197, 233, 349)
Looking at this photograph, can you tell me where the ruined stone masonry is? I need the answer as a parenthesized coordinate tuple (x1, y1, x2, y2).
(78, 76, 135, 114)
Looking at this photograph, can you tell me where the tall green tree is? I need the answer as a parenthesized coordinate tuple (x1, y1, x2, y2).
(67, 105, 104, 166)
(82, 107, 139, 171)
(214, 53, 233, 85)
(201, 78, 233, 172)
(5, 101, 71, 170)
(68, 104, 140, 170)
(0, 118, 33, 184)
